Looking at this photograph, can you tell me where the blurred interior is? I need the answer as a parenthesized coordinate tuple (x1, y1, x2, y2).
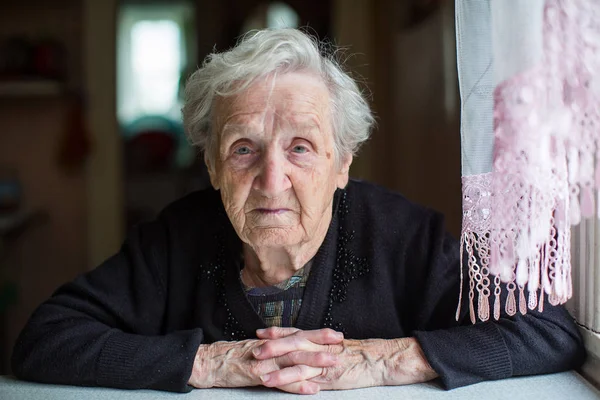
(0, 0, 460, 373)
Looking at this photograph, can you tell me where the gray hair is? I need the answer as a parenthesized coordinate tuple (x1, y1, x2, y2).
(182, 28, 374, 168)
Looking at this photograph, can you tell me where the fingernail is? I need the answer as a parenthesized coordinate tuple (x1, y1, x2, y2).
(260, 374, 270, 383)
(252, 347, 261, 357)
(330, 354, 339, 362)
(335, 332, 344, 340)
(256, 328, 266, 335)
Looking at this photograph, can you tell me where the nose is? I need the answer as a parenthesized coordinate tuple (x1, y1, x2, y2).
(253, 148, 292, 198)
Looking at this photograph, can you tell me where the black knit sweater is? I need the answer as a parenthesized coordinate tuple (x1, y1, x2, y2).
(11, 180, 585, 392)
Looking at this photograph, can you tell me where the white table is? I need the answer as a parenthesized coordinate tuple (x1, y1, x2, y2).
(0, 372, 599, 400)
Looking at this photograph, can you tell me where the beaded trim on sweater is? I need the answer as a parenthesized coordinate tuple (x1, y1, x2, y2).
(323, 190, 371, 334)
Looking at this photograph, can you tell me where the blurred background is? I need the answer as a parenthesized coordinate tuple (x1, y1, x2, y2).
(0, 0, 460, 373)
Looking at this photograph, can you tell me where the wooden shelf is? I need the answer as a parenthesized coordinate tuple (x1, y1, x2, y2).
(0, 80, 64, 97)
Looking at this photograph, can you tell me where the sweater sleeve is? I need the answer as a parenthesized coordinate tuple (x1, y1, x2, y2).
(11, 218, 204, 392)
(409, 212, 585, 389)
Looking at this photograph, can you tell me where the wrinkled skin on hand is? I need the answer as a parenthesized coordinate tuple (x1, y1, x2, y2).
(254, 327, 439, 391)
(188, 328, 344, 394)
(189, 327, 437, 394)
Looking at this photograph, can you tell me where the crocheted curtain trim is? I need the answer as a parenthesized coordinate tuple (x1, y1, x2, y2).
(460, 0, 599, 323)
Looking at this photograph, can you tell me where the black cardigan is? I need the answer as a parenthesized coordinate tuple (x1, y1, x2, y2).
(11, 180, 585, 392)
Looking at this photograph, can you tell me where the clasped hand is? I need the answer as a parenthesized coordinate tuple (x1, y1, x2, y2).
(189, 327, 437, 394)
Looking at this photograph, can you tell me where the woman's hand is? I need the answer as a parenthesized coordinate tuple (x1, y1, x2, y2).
(188, 328, 344, 394)
(255, 327, 439, 391)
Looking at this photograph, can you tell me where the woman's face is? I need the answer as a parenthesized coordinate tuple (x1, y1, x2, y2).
(209, 71, 351, 248)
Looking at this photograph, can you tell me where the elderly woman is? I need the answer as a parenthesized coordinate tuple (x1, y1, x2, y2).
(12, 29, 584, 395)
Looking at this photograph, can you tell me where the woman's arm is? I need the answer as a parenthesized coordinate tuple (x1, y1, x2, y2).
(11, 220, 204, 392)
(409, 212, 585, 389)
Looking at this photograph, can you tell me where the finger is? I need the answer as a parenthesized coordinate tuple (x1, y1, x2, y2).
(249, 351, 337, 381)
(277, 381, 321, 395)
(253, 335, 315, 360)
(260, 365, 324, 388)
(276, 351, 338, 369)
(254, 330, 343, 360)
(257, 327, 343, 344)
(256, 327, 299, 339)
(296, 329, 344, 345)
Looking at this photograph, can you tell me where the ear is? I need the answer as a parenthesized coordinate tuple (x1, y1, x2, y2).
(204, 152, 220, 190)
(336, 153, 353, 189)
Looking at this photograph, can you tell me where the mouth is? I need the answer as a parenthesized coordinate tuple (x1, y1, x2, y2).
(254, 208, 291, 215)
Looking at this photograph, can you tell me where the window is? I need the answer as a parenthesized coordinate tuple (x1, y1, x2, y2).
(130, 20, 181, 119)
(117, 3, 194, 125)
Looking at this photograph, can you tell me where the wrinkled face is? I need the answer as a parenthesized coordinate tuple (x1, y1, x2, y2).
(208, 71, 352, 248)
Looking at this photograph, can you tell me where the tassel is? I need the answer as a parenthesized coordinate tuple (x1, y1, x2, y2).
(559, 266, 571, 303)
(554, 267, 564, 299)
(469, 291, 476, 324)
(506, 286, 517, 316)
(519, 286, 527, 315)
(469, 271, 476, 324)
(494, 276, 501, 320)
(478, 295, 490, 322)
(494, 291, 501, 320)
(549, 292, 559, 306)
(468, 243, 476, 324)
(457, 235, 466, 321)
(542, 251, 552, 294)
(527, 249, 540, 311)
(528, 289, 538, 310)
(516, 258, 528, 287)
(538, 289, 544, 312)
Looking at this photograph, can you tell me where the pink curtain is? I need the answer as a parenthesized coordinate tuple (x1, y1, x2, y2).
(458, 0, 600, 322)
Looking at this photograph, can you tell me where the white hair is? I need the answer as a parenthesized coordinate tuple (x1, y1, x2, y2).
(182, 28, 374, 168)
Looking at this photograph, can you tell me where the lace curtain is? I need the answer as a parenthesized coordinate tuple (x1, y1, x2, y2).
(457, 0, 600, 322)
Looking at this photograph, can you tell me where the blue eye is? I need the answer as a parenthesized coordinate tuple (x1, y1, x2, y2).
(292, 145, 308, 154)
(234, 146, 252, 155)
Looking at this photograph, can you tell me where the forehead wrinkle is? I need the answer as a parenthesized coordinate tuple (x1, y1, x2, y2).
(221, 123, 252, 139)
(276, 95, 330, 133)
(220, 114, 263, 143)
(219, 86, 278, 139)
(216, 73, 332, 145)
